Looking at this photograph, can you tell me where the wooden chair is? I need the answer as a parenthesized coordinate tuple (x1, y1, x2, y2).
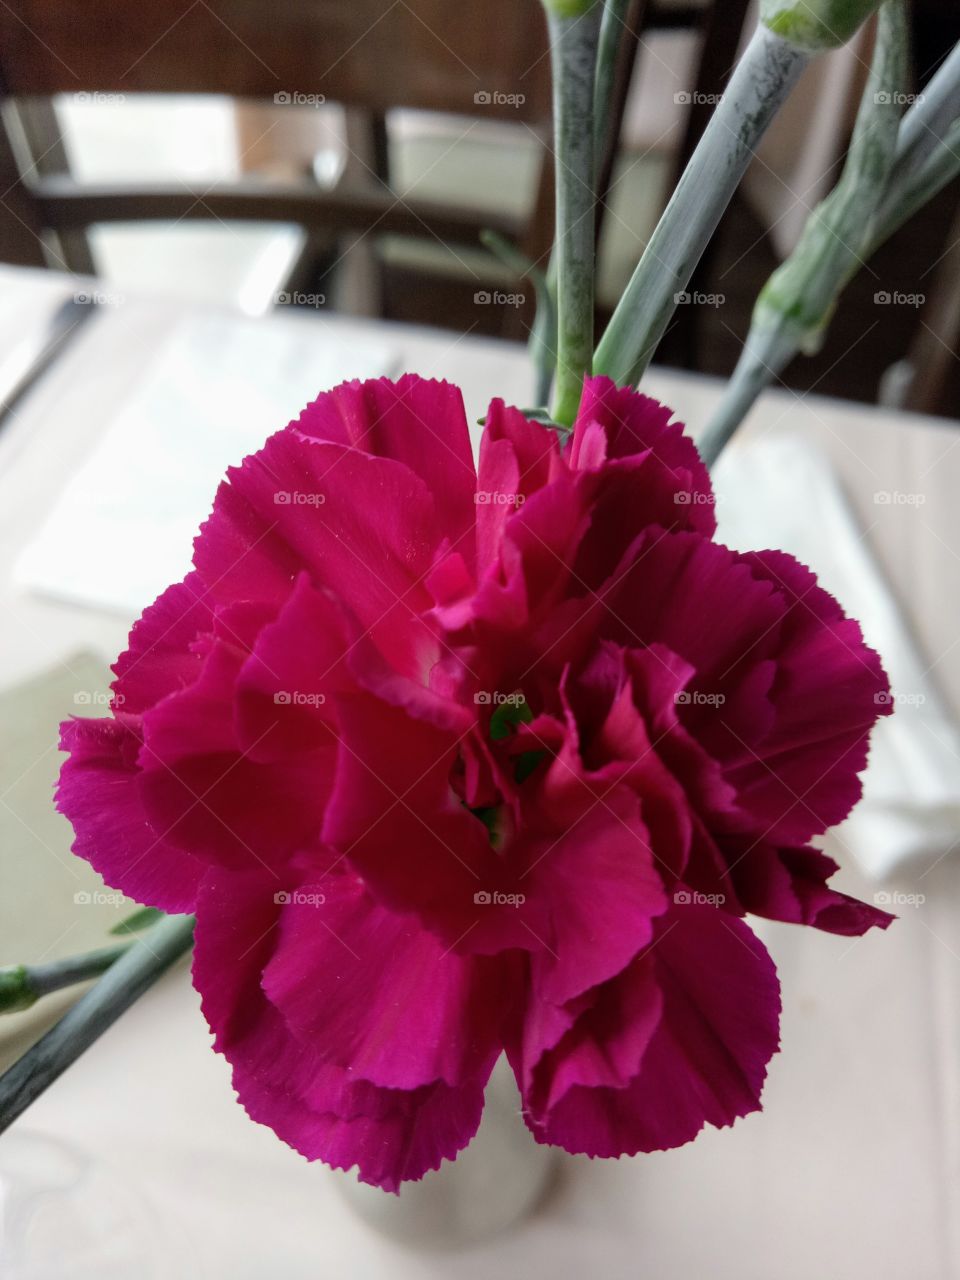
(0, 0, 751, 364)
(0, 0, 555, 293)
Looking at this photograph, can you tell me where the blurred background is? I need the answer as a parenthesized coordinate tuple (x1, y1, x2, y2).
(0, 0, 957, 412)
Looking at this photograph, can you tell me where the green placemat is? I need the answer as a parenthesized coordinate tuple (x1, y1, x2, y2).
(1, 653, 140, 1072)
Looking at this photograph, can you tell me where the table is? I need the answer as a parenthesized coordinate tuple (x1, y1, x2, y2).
(1, 265, 958, 1280)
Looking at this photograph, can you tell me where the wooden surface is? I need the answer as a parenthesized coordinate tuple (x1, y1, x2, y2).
(1, 266, 959, 1279)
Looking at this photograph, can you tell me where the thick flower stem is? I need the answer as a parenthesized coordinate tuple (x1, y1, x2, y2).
(594, 24, 809, 387)
(0, 913, 195, 1134)
(547, 2, 602, 426)
(0, 943, 132, 1013)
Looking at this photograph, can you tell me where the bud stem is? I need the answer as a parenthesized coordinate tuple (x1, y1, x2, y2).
(0, 913, 195, 1133)
(0, 943, 133, 1014)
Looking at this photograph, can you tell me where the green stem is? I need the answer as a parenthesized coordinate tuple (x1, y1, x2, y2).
(594, 24, 810, 387)
(0, 943, 132, 1013)
(547, 3, 602, 426)
(699, 0, 907, 465)
(872, 39, 960, 245)
(0, 913, 195, 1133)
(593, 0, 631, 181)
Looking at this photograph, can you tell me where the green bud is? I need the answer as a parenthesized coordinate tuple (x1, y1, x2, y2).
(761, 0, 882, 49)
(0, 965, 37, 1014)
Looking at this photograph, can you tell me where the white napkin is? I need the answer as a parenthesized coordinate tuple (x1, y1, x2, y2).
(713, 433, 960, 880)
(15, 312, 397, 616)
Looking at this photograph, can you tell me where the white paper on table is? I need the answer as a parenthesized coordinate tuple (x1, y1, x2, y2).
(713, 433, 960, 880)
(15, 312, 398, 616)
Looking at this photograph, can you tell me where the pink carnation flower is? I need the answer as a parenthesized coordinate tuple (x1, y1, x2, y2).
(58, 374, 892, 1190)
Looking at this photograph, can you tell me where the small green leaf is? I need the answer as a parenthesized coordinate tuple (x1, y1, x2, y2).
(514, 750, 546, 783)
(109, 906, 164, 936)
(489, 697, 534, 741)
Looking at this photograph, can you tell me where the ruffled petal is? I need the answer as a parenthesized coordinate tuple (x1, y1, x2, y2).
(193, 867, 494, 1191)
(260, 872, 510, 1089)
(322, 690, 501, 938)
(56, 717, 205, 913)
(195, 428, 445, 679)
(520, 904, 780, 1155)
(729, 841, 895, 935)
(721, 549, 892, 842)
(110, 573, 213, 715)
(139, 633, 327, 872)
(570, 376, 715, 534)
(295, 375, 477, 564)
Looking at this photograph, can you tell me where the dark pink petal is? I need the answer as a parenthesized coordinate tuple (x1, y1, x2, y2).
(196, 429, 445, 678)
(193, 867, 493, 1191)
(720, 549, 893, 843)
(111, 573, 213, 715)
(56, 717, 205, 913)
(730, 842, 895, 935)
(515, 785, 669, 1005)
(601, 529, 783, 691)
(260, 873, 510, 1089)
(139, 636, 327, 872)
(234, 573, 352, 764)
(193, 467, 305, 610)
(475, 401, 564, 571)
(570, 375, 715, 531)
(522, 904, 781, 1155)
(323, 690, 500, 938)
(517, 953, 663, 1114)
(294, 375, 477, 563)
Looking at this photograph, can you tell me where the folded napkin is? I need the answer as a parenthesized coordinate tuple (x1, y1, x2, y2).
(714, 433, 960, 880)
(15, 312, 397, 616)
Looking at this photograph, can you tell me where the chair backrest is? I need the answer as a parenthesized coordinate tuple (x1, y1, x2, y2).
(0, 1, 551, 121)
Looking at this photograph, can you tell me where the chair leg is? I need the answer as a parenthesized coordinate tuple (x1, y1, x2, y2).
(339, 107, 385, 317)
(11, 99, 96, 274)
(903, 199, 960, 417)
(0, 104, 50, 268)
